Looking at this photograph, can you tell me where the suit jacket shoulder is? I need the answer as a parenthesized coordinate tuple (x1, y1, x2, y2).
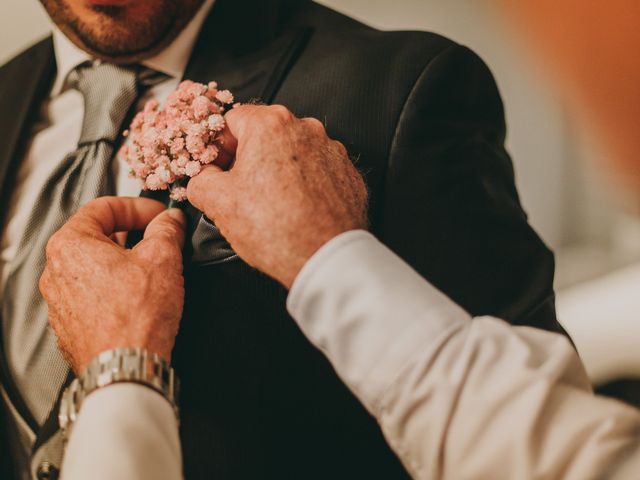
(278, 2, 561, 332)
(0, 37, 53, 86)
(289, 2, 459, 95)
(295, 2, 455, 57)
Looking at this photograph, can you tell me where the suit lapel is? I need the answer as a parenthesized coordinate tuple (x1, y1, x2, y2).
(184, 0, 312, 106)
(0, 38, 56, 226)
(156, 0, 312, 234)
(0, 38, 55, 436)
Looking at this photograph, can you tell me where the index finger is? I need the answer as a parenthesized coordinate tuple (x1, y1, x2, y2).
(223, 104, 294, 173)
(67, 197, 167, 237)
(223, 104, 262, 140)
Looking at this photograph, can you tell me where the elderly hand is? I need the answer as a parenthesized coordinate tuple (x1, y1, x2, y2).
(187, 104, 368, 288)
(39, 197, 186, 374)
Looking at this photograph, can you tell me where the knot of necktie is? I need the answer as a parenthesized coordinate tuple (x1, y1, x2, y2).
(66, 61, 168, 145)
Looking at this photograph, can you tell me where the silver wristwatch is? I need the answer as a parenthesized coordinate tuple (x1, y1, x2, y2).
(59, 347, 179, 443)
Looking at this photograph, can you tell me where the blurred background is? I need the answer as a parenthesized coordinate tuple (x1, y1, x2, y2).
(2, 0, 639, 387)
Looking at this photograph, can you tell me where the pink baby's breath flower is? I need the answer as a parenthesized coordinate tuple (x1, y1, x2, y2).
(145, 173, 165, 190)
(141, 127, 160, 147)
(215, 90, 234, 104)
(186, 134, 205, 157)
(185, 161, 202, 177)
(200, 145, 219, 164)
(186, 123, 206, 137)
(176, 80, 195, 101)
(186, 82, 207, 99)
(207, 114, 225, 131)
(170, 161, 186, 176)
(144, 99, 160, 112)
(165, 116, 182, 132)
(169, 137, 185, 155)
(175, 154, 189, 167)
(141, 145, 157, 161)
(170, 186, 188, 202)
(132, 162, 151, 178)
(156, 155, 171, 168)
(192, 96, 213, 121)
(119, 79, 234, 202)
(160, 128, 176, 144)
(156, 165, 174, 184)
(130, 113, 144, 131)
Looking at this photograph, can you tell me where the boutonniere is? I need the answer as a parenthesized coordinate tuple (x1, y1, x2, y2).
(119, 80, 236, 202)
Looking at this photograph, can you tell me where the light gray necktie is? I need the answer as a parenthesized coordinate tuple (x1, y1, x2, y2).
(1, 61, 163, 425)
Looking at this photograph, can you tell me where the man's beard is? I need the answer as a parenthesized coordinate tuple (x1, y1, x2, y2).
(41, 0, 201, 59)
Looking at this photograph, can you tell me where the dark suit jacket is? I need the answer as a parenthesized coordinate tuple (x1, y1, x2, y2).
(0, 0, 566, 478)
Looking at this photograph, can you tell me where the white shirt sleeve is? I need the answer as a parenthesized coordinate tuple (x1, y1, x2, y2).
(287, 230, 640, 480)
(61, 383, 182, 480)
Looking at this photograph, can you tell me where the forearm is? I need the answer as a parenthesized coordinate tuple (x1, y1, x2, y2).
(61, 384, 182, 480)
(287, 230, 640, 479)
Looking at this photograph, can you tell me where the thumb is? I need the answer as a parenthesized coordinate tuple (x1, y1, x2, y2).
(187, 165, 232, 220)
(137, 208, 187, 260)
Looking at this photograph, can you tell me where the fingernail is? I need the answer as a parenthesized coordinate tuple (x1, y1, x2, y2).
(167, 208, 187, 227)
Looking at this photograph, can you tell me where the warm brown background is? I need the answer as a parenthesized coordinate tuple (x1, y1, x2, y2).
(498, 1, 640, 189)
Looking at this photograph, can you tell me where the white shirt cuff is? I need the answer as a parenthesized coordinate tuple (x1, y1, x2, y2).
(62, 383, 182, 480)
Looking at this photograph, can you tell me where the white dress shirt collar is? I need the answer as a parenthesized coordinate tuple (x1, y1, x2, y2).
(51, 0, 215, 96)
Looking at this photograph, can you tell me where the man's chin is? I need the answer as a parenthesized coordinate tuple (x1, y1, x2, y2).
(58, 12, 174, 62)
(42, 0, 203, 63)
(65, 31, 170, 64)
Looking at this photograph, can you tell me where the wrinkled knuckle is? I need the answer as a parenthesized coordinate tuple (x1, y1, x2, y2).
(303, 117, 326, 135)
(164, 225, 184, 245)
(167, 221, 185, 237)
(45, 232, 63, 260)
(38, 272, 49, 297)
(267, 104, 294, 124)
(83, 196, 109, 213)
(332, 139, 348, 157)
(159, 218, 182, 236)
(155, 237, 182, 261)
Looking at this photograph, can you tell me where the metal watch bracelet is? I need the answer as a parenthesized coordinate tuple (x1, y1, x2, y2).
(59, 347, 179, 443)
